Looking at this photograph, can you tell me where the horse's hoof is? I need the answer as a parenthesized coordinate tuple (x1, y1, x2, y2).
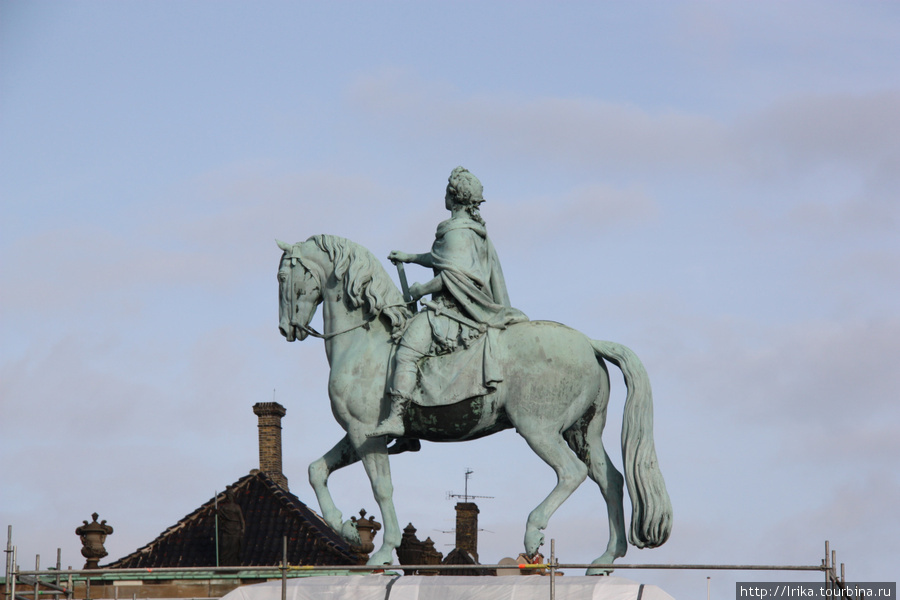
(524, 529, 545, 557)
(366, 548, 395, 566)
(340, 519, 361, 545)
(586, 553, 617, 576)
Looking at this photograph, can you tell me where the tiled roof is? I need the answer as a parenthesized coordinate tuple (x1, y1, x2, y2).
(105, 472, 357, 568)
(441, 548, 496, 576)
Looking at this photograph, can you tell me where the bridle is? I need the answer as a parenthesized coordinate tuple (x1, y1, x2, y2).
(281, 248, 404, 341)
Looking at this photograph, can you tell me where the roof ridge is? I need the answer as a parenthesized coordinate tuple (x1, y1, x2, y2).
(102, 471, 357, 569)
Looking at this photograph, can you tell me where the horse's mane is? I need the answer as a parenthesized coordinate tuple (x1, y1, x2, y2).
(308, 234, 411, 335)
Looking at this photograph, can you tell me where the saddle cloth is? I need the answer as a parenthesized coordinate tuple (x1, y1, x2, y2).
(413, 330, 495, 407)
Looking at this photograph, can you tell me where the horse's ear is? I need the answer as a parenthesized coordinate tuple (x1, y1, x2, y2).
(276, 239, 293, 252)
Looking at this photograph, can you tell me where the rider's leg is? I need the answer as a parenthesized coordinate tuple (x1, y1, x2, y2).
(370, 315, 430, 437)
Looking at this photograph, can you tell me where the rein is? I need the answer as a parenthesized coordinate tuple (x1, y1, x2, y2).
(298, 302, 409, 340)
(294, 313, 375, 341)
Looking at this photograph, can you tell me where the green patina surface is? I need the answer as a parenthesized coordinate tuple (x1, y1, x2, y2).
(277, 168, 673, 574)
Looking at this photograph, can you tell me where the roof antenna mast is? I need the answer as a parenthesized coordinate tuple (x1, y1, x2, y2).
(447, 468, 494, 503)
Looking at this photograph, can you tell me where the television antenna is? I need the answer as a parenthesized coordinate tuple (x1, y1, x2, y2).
(446, 468, 494, 503)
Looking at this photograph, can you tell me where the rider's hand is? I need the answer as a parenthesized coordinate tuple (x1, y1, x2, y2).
(388, 250, 411, 264)
(408, 282, 424, 301)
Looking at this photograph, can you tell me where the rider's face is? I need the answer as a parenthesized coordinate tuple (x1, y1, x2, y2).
(445, 186, 456, 211)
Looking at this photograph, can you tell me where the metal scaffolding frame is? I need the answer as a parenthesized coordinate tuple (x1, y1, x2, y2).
(4, 526, 852, 600)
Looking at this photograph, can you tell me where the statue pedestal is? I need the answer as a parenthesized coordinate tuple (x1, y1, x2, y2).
(222, 575, 676, 600)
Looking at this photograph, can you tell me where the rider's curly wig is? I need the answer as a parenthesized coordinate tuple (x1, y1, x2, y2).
(447, 166, 485, 225)
(309, 235, 411, 336)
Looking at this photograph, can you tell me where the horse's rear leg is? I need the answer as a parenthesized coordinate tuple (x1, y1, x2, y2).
(584, 445, 627, 574)
(518, 429, 589, 559)
(565, 408, 628, 574)
(308, 434, 359, 532)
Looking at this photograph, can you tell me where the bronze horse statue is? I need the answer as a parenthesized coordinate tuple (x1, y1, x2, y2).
(277, 234, 672, 573)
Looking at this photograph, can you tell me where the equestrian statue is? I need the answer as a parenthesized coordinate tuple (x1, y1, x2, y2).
(276, 167, 672, 574)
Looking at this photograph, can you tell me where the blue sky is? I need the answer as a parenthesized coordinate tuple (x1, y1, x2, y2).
(2, 1, 898, 597)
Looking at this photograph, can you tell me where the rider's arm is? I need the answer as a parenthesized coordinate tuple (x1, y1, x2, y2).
(409, 275, 442, 301)
(390, 250, 434, 268)
(408, 252, 434, 268)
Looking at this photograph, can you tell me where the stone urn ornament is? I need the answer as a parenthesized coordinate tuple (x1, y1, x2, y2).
(75, 513, 114, 569)
(341, 508, 382, 564)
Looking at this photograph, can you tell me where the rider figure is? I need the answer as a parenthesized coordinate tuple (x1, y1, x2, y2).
(370, 166, 527, 438)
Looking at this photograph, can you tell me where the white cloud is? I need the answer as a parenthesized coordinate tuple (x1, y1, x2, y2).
(488, 182, 659, 245)
(346, 71, 900, 252)
(736, 92, 900, 171)
(665, 316, 900, 425)
(347, 69, 731, 175)
(348, 70, 899, 184)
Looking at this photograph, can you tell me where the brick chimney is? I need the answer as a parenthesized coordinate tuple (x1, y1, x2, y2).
(454, 502, 480, 561)
(252, 402, 288, 490)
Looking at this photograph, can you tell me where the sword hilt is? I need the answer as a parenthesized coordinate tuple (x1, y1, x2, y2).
(393, 260, 418, 313)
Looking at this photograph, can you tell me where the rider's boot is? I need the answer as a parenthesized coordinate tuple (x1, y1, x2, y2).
(370, 316, 425, 439)
(370, 392, 410, 438)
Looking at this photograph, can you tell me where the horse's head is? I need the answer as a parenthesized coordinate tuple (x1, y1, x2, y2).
(277, 239, 322, 342)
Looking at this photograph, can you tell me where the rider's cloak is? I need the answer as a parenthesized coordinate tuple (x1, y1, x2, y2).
(414, 218, 528, 406)
(430, 218, 528, 328)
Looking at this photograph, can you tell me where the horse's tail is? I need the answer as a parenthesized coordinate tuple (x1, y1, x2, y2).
(591, 339, 673, 548)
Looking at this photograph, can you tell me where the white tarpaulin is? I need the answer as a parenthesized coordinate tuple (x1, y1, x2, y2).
(221, 575, 676, 600)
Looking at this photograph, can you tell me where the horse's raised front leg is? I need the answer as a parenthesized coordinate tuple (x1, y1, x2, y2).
(308, 434, 359, 532)
(354, 435, 401, 566)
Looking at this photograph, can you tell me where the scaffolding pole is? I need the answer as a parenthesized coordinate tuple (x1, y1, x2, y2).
(5, 536, 853, 600)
